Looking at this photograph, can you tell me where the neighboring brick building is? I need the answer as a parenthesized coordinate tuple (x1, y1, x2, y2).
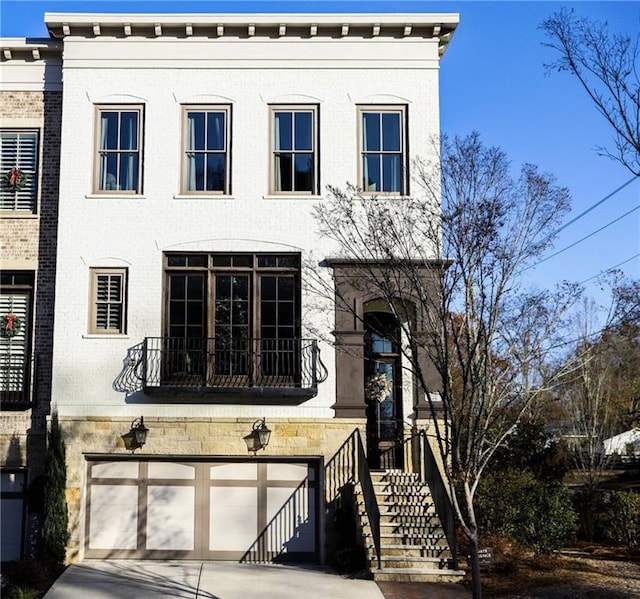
(0, 39, 62, 560)
(2, 13, 462, 580)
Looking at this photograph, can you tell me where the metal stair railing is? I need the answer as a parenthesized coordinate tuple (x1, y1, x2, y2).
(325, 429, 381, 569)
(416, 429, 458, 568)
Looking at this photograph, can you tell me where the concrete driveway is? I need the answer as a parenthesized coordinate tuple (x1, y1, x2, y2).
(43, 560, 386, 599)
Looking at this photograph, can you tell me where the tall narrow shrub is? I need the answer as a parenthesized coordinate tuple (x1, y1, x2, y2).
(42, 412, 70, 569)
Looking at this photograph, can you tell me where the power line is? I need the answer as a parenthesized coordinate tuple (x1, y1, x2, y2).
(549, 175, 638, 239)
(531, 204, 640, 268)
(521, 175, 639, 274)
(579, 252, 640, 285)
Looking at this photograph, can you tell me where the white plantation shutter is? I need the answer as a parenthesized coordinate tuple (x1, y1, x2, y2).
(93, 270, 126, 333)
(0, 131, 38, 211)
(0, 293, 28, 394)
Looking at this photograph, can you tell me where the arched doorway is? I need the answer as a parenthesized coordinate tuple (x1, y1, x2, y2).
(364, 311, 404, 470)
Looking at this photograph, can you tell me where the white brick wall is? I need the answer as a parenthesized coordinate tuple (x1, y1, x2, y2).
(52, 25, 444, 419)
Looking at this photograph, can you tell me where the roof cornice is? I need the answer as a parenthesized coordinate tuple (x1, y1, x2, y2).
(44, 13, 458, 55)
(0, 38, 62, 61)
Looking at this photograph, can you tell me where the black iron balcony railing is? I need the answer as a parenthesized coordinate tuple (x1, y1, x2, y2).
(0, 353, 36, 407)
(142, 337, 327, 397)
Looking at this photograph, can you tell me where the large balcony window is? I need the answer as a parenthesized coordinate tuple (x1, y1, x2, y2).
(140, 253, 324, 397)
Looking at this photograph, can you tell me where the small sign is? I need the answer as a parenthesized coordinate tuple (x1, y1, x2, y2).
(476, 547, 493, 570)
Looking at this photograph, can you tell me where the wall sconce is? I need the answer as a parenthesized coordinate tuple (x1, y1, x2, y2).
(243, 418, 271, 454)
(122, 416, 149, 452)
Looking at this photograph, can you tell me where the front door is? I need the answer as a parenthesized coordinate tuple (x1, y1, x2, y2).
(364, 312, 403, 469)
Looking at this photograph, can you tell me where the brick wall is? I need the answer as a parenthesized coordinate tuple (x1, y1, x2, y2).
(1, 90, 62, 478)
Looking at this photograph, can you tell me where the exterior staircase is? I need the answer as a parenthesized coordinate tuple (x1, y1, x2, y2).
(357, 469, 465, 583)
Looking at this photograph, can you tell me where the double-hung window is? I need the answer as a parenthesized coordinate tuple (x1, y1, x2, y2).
(359, 106, 407, 194)
(95, 106, 143, 194)
(89, 268, 128, 334)
(271, 106, 318, 194)
(182, 106, 230, 195)
(0, 130, 38, 212)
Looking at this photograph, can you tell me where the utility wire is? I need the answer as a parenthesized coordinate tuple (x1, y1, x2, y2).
(531, 204, 640, 268)
(579, 252, 640, 284)
(547, 175, 638, 239)
(521, 175, 639, 274)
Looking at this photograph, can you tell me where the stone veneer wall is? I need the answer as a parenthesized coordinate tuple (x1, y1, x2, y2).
(56, 415, 365, 563)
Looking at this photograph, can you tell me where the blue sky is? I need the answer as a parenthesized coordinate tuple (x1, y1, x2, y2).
(2, 0, 639, 312)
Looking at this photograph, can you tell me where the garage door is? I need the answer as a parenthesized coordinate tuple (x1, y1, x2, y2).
(84, 458, 319, 562)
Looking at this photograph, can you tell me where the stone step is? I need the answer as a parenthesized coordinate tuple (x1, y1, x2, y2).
(379, 522, 444, 534)
(371, 555, 457, 569)
(379, 544, 453, 558)
(376, 513, 438, 524)
(371, 568, 466, 583)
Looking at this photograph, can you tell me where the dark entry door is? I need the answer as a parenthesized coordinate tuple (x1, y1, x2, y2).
(364, 312, 403, 469)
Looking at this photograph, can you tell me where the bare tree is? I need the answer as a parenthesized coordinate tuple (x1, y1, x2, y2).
(553, 280, 639, 538)
(309, 132, 580, 598)
(541, 8, 640, 175)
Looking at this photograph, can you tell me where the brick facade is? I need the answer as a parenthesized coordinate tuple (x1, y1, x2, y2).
(1, 86, 62, 558)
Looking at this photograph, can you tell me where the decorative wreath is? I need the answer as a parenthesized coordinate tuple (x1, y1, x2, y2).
(3, 168, 28, 191)
(365, 373, 392, 403)
(1, 314, 22, 338)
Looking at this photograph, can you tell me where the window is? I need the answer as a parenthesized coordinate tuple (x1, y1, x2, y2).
(359, 106, 407, 194)
(270, 106, 318, 194)
(89, 268, 127, 334)
(95, 106, 143, 193)
(0, 272, 33, 405)
(182, 106, 230, 195)
(164, 253, 300, 383)
(0, 130, 38, 212)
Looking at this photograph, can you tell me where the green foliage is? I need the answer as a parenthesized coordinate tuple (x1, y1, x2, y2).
(491, 417, 571, 481)
(8, 586, 41, 599)
(603, 490, 640, 548)
(42, 412, 70, 569)
(476, 469, 577, 553)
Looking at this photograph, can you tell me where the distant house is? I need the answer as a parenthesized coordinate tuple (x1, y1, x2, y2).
(603, 428, 640, 457)
(2, 11, 465, 581)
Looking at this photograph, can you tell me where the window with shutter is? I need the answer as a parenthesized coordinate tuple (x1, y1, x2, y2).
(0, 272, 33, 404)
(90, 268, 127, 334)
(0, 130, 38, 212)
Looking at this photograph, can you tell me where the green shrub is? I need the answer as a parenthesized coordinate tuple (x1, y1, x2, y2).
(603, 490, 640, 548)
(9, 586, 41, 599)
(42, 412, 70, 569)
(476, 469, 577, 553)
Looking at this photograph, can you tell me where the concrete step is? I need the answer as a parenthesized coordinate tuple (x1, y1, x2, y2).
(371, 568, 466, 583)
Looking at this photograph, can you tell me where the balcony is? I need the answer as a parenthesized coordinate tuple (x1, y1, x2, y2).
(141, 337, 327, 401)
(0, 353, 35, 408)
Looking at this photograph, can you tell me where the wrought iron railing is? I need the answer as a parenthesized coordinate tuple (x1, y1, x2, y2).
(0, 353, 36, 406)
(325, 429, 381, 569)
(414, 429, 458, 568)
(142, 336, 327, 392)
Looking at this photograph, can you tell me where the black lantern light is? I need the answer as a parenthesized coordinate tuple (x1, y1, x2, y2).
(243, 418, 271, 454)
(122, 416, 149, 452)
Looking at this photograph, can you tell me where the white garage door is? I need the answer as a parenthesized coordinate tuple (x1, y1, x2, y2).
(84, 458, 319, 562)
